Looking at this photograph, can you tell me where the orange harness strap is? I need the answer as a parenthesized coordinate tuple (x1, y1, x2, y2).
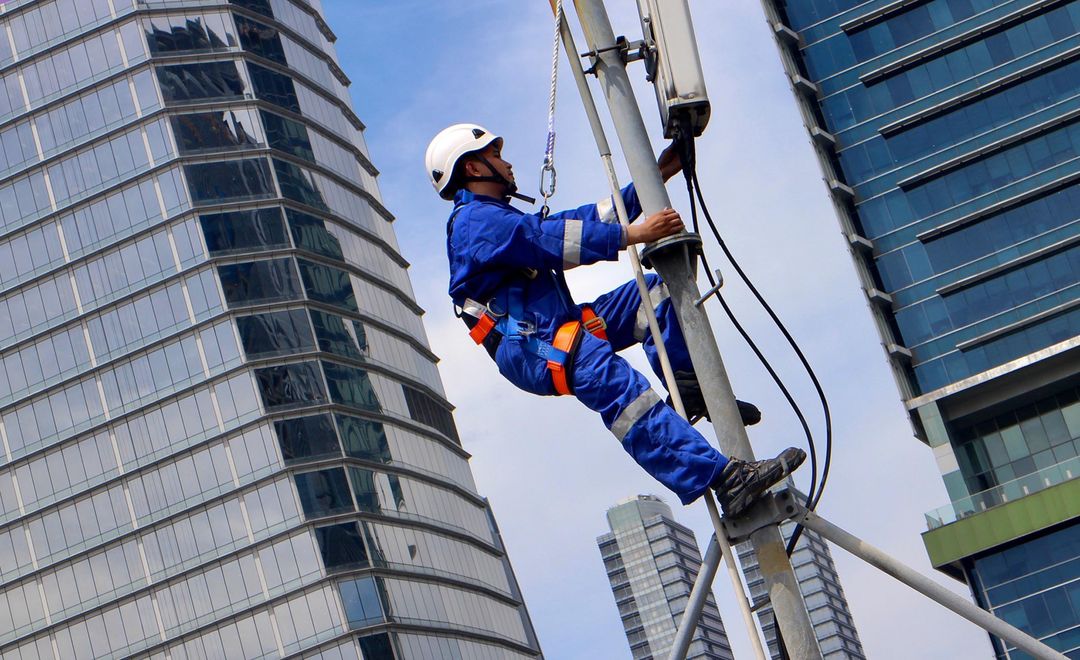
(549, 306, 608, 395)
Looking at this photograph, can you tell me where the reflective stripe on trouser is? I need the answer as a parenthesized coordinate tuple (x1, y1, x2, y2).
(572, 331, 727, 504)
(587, 273, 695, 377)
(492, 273, 727, 503)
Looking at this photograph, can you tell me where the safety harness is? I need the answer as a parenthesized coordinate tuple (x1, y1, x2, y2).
(449, 192, 608, 396)
(462, 291, 607, 396)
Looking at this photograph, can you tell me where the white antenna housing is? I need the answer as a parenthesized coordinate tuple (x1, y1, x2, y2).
(635, 0, 711, 138)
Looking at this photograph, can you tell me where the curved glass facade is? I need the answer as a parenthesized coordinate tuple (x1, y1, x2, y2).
(760, 0, 1080, 657)
(0, 1, 540, 658)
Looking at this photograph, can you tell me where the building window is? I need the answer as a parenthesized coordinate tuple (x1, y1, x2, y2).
(294, 467, 353, 518)
(236, 309, 314, 359)
(200, 208, 288, 255)
(172, 109, 262, 154)
(337, 414, 391, 464)
(403, 386, 459, 444)
(287, 209, 343, 259)
(248, 62, 300, 113)
(230, 0, 273, 18)
(218, 258, 302, 307)
(310, 310, 367, 359)
(298, 260, 357, 312)
(145, 14, 237, 54)
(254, 361, 326, 410)
(338, 576, 387, 629)
(157, 61, 246, 103)
(185, 158, 275, 206)
(315, 522, 368, 572)
(235, 14, 287, 64)
(349, 467, 380, 512)
(275, 413, 341, 464)
(358, 633, 396, 659)
(262, 111, 315, 162)
(322, 361, 381, 411)
(274, 158, 327, 210)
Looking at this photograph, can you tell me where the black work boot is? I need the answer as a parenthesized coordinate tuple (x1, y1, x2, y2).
(666, 371, 761, 426)
(713, 447, 806, 518)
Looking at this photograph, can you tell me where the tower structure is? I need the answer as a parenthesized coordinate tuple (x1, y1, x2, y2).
(597, 495, 734, 660)
(735, 488, 866, 659)
(757, 0, 1080, 657)
(0, 1, 540, 658)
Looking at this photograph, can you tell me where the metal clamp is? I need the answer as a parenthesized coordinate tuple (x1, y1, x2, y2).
(580, 36, 647, 75)
(722, 489, 801, 546)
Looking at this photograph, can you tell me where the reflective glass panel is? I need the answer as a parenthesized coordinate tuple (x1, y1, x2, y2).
(236, 309, 314, 358)
(172, 110, 262, 154)
(294, 467, 352, 518)
(336, 414, 390, 464)
(185, 158, 275, 205)
(200, 208, 288, 255)
(287, 208, 343, 259)
(314, 522, 368, 572)
(254, 362, 326, 410)
(157, 61, 246, 103)
(403, 386, 459, 444)
(274, 413, 340, 464)
(322, 362, 381, 411)
(218, 258, 302, 307)
(310, 309, 366, 359)
(235, 14, 287, 64)
(248, 62, 300, 113)
(261, 111, 314, 162)
(298, 260, 357, 312)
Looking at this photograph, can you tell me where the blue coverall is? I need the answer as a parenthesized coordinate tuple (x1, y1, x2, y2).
(447, 185, 728, 504)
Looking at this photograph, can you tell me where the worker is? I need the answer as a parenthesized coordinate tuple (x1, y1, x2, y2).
(425, 124, 804, 516)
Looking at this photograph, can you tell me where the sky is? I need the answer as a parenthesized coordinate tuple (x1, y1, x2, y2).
(324, 2, 993, 658)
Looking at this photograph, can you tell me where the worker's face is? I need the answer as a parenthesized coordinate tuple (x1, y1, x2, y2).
(468, 142, 515, 187)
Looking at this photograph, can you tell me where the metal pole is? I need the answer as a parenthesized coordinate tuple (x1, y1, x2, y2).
(798, 510, 1068, 660)
(668, 536, 722, 658)
(545, 6, 768, 658)
(571, 1, 822, 657)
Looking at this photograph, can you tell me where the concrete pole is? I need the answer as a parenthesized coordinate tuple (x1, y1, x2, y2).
(571, 1, 822, 657)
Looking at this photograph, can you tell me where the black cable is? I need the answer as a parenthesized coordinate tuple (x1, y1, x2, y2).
(675, 125, 834, 555)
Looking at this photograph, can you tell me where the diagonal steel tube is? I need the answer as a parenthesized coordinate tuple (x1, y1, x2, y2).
(570, 0, 822, 657)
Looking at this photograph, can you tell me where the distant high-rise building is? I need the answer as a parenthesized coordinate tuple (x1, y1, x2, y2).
(735, 487, 866, 659)
(759, 0, 1080, 656)
(0, 1, 540, 658)
(597, 495, 734, 660)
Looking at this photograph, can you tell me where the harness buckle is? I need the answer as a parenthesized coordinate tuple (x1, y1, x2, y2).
(583, 314, 607, 336)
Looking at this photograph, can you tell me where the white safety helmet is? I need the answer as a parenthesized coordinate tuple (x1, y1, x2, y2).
(425, 123, 502, 200)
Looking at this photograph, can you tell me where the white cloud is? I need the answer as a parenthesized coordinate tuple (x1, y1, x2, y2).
(328, 1, 992, 657)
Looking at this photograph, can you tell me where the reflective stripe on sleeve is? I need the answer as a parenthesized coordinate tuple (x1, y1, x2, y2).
(633, 283, 671, 341)
(563, 219, 584, 269)
(611, 389, 662, 441)
(596, 196, 617, 223)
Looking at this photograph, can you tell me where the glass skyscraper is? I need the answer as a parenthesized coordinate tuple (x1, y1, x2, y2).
(597, 496, 735, 660)
(736, 489, 866, 660)
(0, 1, 541, 658)
(757, 0, 1080, 657)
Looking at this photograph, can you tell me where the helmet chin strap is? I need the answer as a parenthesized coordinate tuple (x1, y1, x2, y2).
(466, 157, 537, 205)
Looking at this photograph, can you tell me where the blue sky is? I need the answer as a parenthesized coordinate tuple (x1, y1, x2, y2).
(325, 2, 990, 658)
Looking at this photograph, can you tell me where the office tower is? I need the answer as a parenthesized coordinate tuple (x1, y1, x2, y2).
(598, 496, 734, 660)
(736, 490, 866, 659)
(0, 1, 541, 658)
(757, 0, 1080, 657)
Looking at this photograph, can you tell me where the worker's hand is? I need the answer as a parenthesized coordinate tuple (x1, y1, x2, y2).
(658, 141, 684, 182)
(627, 208, 685, 245)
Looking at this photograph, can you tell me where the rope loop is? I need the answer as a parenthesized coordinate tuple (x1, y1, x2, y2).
(539, 0, 563, 218)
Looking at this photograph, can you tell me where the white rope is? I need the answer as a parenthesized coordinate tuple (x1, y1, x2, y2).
(540, 0, 562, 217)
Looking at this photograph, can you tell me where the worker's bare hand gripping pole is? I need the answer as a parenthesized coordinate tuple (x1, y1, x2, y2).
(570, 0, 822, 657)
